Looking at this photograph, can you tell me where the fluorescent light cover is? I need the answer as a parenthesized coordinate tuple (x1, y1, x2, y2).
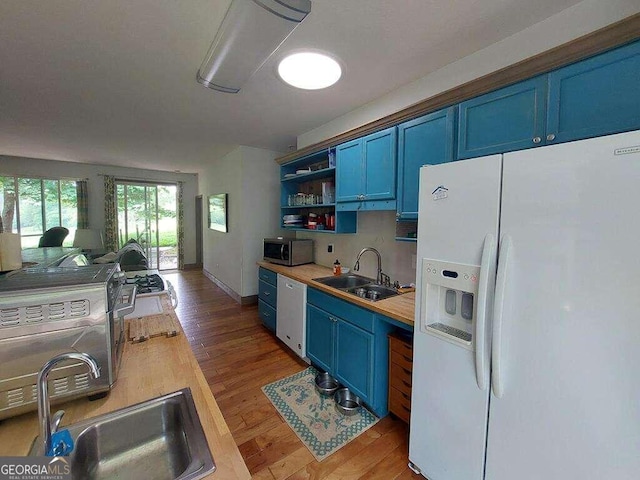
(278, 52, 342, 90)
(197, 0, 311, 93)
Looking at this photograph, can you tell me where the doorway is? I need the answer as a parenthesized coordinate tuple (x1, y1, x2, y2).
(116, 182, 178, 270)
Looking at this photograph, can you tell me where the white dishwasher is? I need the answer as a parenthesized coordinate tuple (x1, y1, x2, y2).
(276, 274, 308, 361)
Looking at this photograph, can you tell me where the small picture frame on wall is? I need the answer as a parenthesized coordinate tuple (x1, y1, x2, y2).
(208, 193, 228, 232)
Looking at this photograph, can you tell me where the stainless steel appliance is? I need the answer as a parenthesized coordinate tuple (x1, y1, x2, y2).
(263, 238, 313, 266)
(0, 264, 136, 420)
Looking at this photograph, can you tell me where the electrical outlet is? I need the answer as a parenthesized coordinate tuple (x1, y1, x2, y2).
(327, 244, 334, 253)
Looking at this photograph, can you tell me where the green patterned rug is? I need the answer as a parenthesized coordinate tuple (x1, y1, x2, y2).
(261, 366, 379, 461)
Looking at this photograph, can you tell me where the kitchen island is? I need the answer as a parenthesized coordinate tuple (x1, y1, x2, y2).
(0, 308, 250, 479)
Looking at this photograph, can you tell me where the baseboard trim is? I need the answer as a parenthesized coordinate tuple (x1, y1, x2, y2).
(202, 269, 257, 305)
(183, 263, 202, 270)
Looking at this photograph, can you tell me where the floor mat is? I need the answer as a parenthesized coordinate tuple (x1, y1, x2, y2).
(261, 366, 379, 461)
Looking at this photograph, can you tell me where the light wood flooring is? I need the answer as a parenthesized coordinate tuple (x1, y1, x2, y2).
(163, 270, 420, 480)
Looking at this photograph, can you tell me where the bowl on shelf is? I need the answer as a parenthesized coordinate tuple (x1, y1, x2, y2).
(334, 387, 362, 416)
(314, 372, 339, 396)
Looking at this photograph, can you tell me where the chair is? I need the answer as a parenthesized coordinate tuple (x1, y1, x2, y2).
(38, 227, 69, 247)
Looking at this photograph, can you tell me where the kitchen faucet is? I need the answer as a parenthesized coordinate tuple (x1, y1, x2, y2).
(37, 352, 100, 456)
(353, 247, 390, 286)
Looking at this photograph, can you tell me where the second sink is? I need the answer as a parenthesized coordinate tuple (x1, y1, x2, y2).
(313, 274, 373, 290)
(29, 388, 215, 480)
(313, 274, 399, 301)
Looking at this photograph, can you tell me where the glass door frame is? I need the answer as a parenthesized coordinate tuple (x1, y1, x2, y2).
(115, 180, 178, 271)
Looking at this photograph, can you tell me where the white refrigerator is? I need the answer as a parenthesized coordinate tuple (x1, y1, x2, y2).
(409, 130, 640, 480)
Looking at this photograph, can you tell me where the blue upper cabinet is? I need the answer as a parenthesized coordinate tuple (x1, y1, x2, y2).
(457, 76, 547, 159)
(362, 128, 397, 201)
(547, 40, 640, 145)
(336, 127, 397, 210)
(396, 107, 455, 220)
(334, 138, 362, 203)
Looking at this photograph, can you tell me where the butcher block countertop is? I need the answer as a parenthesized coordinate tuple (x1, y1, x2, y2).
(258, 261, 415, 327)
(0, 309, 250, 479)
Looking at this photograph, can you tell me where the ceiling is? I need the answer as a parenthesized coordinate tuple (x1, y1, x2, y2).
(0, 0, 584, 173)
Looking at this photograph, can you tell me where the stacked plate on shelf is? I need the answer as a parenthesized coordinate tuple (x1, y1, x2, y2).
(283, 214, 303, 228)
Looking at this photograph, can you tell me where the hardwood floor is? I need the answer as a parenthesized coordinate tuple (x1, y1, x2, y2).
(163, 270, 419, 480)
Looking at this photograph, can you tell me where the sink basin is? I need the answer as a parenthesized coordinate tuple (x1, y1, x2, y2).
(29, 388, 215, 480)
(346, 284, 399, 301)
(314, 274, 399, 301)
(313, 274, 373, 289)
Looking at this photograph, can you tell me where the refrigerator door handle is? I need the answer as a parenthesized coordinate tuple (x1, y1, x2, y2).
(475, 233, 495, 391)
(492, 234, 512, 398)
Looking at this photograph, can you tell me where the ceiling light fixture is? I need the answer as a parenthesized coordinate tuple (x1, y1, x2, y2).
(197, 0, 311, 94)
(277, 51, 342, 90)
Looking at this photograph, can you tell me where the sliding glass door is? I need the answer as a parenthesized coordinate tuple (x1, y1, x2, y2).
(116, 182, 177, 270)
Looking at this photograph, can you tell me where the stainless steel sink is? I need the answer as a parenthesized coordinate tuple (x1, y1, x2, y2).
(29, 388, 215, 480)
(346, 284, 399, 301)
(313, 274, 399, 301)
(313, 274, 374, 289)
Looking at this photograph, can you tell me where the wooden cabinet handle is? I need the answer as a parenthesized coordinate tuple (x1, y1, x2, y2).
(402, 405, 411, 413)
(403, 380, 411, 388)
(403, 367, 411, 376)
(402, 354, 412, 363)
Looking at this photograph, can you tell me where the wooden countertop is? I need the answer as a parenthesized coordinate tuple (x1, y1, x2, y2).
(258, 261, 415, 327)
(0, 307, 250, 479)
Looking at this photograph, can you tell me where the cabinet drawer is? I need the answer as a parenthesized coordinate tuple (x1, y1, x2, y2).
(258, 300, 276, 332)
(307, 288, 374, 332)
(389, 362, 412, 392)
(390, 349, 413, 372)
(259, 267, 277, 286)
(389, 334, 413, 357)
(389, 387, 411, 423)
(258, 279, 277, 307)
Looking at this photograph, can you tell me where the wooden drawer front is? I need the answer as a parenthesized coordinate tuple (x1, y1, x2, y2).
(258, 300, 276, 333)
(259, 267, 277, 286)
(389, 335, 413, 357)
(390, 349, 413, 372)
(389, 362, 412, 396)
(389, 387, 412, 423)
(258, 279, 277, 307)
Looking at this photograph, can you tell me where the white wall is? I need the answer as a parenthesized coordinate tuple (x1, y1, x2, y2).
(297, 211, 417, 286)
(0, 155, 198, 263)
(295, 0, 638, 285)
(199, 146, 283, 298)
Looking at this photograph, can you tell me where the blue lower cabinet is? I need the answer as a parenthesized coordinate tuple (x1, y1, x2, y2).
(258, 267, 277, 332)
(306, 288, 403, 417)
(335, 320, 373, 400)
(306, 304, 334, 373)
(258, 299, 276, 332)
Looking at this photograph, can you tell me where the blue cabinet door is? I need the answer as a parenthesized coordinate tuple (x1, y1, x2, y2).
(362, 127, 397, 202)
(335, 138, 363, 203)
(306, 304, 335, 373)
(457, 76, 547, 159)
(397, 107, 455, 220)
(335, 319, 374, 401)
(547, 40, 640, 144)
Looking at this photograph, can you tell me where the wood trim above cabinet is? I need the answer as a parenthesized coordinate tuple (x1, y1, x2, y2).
(276, 13, 640, 165)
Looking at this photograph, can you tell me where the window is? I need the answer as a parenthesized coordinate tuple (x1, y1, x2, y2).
(0, 176, 79, 248)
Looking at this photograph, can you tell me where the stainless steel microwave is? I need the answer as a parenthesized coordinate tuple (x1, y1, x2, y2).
(263, 238, 313, 266)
